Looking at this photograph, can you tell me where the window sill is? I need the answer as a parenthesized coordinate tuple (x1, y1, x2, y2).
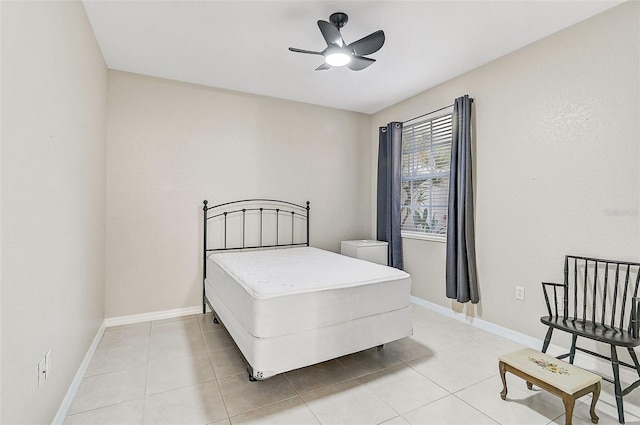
(401, 232, 446, 243)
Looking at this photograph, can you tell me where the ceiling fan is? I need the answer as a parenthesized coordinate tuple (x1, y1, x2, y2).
(289, 12, 385, 71)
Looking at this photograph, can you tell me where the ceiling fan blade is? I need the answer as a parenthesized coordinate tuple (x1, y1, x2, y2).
(317, 20, 344, 47)
(348, 30, 385, 56)
(347, 56, 375, 71)
(288, 47, 323, 55)
(315, 63, 332, 71)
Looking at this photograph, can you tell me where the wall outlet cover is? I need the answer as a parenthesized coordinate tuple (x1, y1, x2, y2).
(37, 357, 46, 388)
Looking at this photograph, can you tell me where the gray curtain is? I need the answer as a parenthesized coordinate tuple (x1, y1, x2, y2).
(446, 95, 479, 303)
(377, 122, 403, 269)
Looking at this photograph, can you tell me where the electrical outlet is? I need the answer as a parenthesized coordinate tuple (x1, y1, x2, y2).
(37, 357, 46, 388)
(515, 286, 525, 301)
(37, 350, 50, 388)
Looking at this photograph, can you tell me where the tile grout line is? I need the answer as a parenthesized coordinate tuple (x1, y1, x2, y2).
(297, 392, 323, 425)
(144, 374, 218, 398)
(391, 376, 452, 421)
(453, 372, 568, 425)
(268, 349, 445, 422)
(282, 365, 346, 425)
(226, 393, 302, 421)
(199, 313, 232, 421)
(83, 362, 149, 380)
(64, 399, 142, 420)
(402, 355, 456, 398)
(393, 332, 522, 424)
(451, 392, 504, 425)
(146, 320, 226, 415)
(288, 373, 361, 398)
(140, 319, 153, 425)
(64, 369, 149, 416)
(354, 375, 406, 420)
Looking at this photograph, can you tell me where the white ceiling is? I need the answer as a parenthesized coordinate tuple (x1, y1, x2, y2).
(83, 0, 622, 114)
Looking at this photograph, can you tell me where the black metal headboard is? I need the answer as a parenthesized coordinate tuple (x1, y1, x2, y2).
(201, 199, 310, 313)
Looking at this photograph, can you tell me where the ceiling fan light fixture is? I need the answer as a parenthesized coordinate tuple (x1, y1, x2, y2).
(324, 50, 351, 67)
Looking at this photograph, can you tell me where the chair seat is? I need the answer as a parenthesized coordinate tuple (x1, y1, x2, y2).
(541, 316, 640, 347)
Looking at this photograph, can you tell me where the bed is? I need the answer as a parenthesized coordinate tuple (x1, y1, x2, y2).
(202, 199, 413, 380)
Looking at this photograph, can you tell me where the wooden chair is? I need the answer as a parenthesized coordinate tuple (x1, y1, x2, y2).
(540, 255, 640, 424)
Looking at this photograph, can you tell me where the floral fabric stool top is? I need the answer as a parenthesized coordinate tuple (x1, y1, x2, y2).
(499, 348, 601, 425)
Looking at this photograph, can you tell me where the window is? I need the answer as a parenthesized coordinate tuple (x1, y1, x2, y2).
(401, 110, 453, 238)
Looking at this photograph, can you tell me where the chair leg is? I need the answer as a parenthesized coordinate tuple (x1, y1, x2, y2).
(569, 334, 578, 364)
(561, 394, 575, 425)
(542, 327, 554, 353)
(611, 345, 625, 424)
(499, 361, 508, 400)
(627, 347, 640, 379)
(589, 381, 601, 424)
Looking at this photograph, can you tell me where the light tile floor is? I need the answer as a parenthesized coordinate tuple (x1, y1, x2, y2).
(64, 305, 640, 424)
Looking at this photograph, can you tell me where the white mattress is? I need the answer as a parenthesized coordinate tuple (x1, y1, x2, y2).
(206, 247, 411, 338)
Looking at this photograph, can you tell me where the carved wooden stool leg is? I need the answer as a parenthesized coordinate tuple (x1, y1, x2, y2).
(589, 382, 601, 424)
(562, 394, 575, 425)
(499, 361, 508, 400)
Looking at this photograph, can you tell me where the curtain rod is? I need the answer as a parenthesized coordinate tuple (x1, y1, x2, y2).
(402, 104, 453, 124)
(402, 97, 474, 124)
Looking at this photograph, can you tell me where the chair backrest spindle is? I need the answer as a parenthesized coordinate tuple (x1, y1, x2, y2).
(591, 260, 598, 329)
(630, 271, 640, 333)
(601, 262, 609, 327)
(582, 259, 588, 324)
(573, 257, 578, 321)
(620, 265, 631, 330)
(611, 264, 620, 329)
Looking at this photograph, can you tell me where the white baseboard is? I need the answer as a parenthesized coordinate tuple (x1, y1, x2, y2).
(104, 305, 203, 327)
(410, 296, 542, 349)
(410, 295, 639, 383)
(52, 320, 106, 425)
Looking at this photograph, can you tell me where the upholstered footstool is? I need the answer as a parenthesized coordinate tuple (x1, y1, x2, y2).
(499, 348, 601, 425)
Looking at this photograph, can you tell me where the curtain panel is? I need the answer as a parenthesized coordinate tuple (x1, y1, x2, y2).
(446, 95, 479, 304)
(377, 122, 403, 270)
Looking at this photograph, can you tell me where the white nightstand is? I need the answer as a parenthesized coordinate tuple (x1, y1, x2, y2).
(340, 240, 389, 266)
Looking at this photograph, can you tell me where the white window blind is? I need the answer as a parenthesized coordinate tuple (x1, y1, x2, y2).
(401, 111, 453, 237)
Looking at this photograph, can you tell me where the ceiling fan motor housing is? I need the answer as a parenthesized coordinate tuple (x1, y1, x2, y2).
(329, 12, 348, 29)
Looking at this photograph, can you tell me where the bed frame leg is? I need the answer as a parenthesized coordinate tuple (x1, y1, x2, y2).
(377, 344, 384, 349)
(209, 307, 220, 324)
(248, 365, 257, 381)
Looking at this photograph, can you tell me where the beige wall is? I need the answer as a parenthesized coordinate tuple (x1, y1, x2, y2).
(1, 2, 107, 423)
(372, 1, 640, 340)
(105, 71, 372, 317)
